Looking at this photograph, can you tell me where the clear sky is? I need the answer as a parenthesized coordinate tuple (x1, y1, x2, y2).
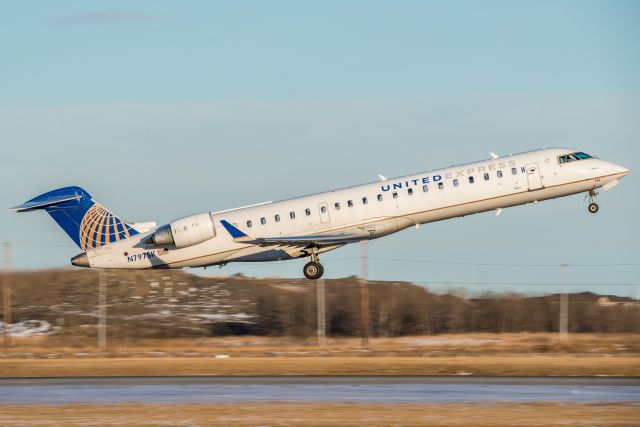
(1, 1, 639, 296)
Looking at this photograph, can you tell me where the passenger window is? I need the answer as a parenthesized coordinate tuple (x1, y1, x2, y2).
(377, 194, 383, 202)
(484, 173, 489, 181)
(348, 200, 354, 207)
(362, 197, 368, 205)
(438, 182, 444, 190)
(334, 202, 340, 210)
(392, 192, 398, 199)
(469, 176, 474, 184)
(407, 188, 413, 196)
(275, 214, 280, 222)
(260, 217, 266, 225)
(422, 185, 428, 192)
(246, 220, 252, 228)
(320, 206, 327, 213)
(497, 170, 503, 178)
(453, 179, 459, 187)
(290, 211, 296, 219)
(305, 208, 311, 216)
(511, 167, 517, 175)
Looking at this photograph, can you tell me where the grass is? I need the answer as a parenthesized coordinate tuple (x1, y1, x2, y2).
(3, 333, 639, 357)
(1, 355, 639, 377)
(1, 403, 638, 426)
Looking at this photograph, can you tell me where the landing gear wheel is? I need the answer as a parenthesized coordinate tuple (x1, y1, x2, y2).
(303, 261, 324, 280)
(588, 203, 599, 214)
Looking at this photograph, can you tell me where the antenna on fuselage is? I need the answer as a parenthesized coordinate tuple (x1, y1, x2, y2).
(490, 152, 499, 159)
(378, 175, 387, 181)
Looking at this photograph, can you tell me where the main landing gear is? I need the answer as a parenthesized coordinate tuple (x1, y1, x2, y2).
(587, 189, 599, 214)
(303, 250, 324, 280)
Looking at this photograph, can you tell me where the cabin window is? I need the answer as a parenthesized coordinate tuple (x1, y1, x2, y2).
(484, 173, 490, 181)
(422, 185, 428, 192)
(348, 200, 354, 207)
(511, 167, 517, 175)
(290, 211, 296, 219)
(469, 176, 474, 184)
(334, 202, 340, 210)
(408, 188, 413, 196)
(362, 197, 368, 205)
(392, 192, 398, 199)
(260, 217, 266, 225)
(275, 214, 280, 222)
(246, 220, 252, 228)
(453, 179, 459, 187)
(497, 170, 503, 178)
(320, 206, 327, 214)
(377, 194, 383, 202)
(305, 208, 311, 216)
(438, 182, 444, 190)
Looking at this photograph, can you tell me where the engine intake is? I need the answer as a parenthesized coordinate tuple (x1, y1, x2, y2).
(148, 212, 216, 248)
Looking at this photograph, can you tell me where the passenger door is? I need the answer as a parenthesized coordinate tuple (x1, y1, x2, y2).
(525, 163, 544, 191)
(318, 202, 331, 224)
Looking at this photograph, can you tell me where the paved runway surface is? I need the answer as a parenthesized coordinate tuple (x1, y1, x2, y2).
(1, 376, 638, 404)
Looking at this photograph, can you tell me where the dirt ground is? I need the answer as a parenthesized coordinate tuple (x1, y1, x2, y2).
(1, 355, 639, 377)
(0, 403, 638, 426)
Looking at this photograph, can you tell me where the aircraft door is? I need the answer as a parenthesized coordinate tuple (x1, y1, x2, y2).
(318, 202, 331, 224)
(525, 163, 544, 191)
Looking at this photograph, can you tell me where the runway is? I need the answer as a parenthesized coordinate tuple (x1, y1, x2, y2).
(0, 376, 638, 405)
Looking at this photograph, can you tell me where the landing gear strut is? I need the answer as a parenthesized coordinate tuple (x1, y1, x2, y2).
(303, 250, 324, 280)
(587, 190, 599, 214)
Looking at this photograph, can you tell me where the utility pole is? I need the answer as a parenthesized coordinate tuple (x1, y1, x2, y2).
(316, 277, 326, 347)
(98, 270, 107, 349)
(559, 263, 569, 342)
(2, 242, 12, 348)
(360, 241, 370, 347)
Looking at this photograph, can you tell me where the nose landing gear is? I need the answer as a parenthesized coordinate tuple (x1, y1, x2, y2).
(587, 189, 599, 214)
(303, 249, 324, 280)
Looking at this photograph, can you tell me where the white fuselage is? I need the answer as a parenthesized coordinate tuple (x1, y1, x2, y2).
(85, 148, 628, 269)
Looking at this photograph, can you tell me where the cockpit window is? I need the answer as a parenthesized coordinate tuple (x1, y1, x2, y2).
(558, 152, 593, 164)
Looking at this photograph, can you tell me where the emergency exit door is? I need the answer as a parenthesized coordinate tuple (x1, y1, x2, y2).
(318, 202, 331, 223)
(525, 163, 544, 191)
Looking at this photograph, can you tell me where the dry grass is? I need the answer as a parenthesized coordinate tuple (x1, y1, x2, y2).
(3, 333, 639, 358)
(0, 403, 638, 426)
(1, 355, 639, 377)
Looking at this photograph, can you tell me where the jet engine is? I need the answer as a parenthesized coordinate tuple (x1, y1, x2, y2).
(148, 212, 216, 248)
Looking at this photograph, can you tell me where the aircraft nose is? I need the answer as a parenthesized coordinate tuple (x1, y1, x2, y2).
(616, 164, 630, 177)
(71, 252, 90, 268)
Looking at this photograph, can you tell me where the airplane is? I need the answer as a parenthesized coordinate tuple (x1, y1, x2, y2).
(12, 148, 629, 279)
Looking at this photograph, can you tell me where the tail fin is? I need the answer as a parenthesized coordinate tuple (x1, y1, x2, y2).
(12, 186, 140, 250)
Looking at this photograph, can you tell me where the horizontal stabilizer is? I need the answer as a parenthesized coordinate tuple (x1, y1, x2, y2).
(11, 194, 82, 212)
(12, 186, 140, 250)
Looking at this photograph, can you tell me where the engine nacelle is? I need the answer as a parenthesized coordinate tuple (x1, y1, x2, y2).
(149, 212, 216, 248)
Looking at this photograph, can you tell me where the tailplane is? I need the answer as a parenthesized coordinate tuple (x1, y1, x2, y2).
(12, 186, 149, 250)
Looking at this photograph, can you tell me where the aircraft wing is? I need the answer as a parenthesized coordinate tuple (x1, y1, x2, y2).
(219, 220, 370, 245)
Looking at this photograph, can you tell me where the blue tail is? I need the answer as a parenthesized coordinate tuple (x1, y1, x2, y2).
(12, 186, 139, 250)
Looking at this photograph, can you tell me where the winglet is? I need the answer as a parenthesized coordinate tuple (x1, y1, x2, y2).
(220, 220, 254, 243)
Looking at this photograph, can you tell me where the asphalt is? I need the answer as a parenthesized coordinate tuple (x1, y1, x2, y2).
(0, 376, 638, 404)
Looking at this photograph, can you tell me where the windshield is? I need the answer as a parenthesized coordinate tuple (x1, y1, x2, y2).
(558, 152, 593, 164)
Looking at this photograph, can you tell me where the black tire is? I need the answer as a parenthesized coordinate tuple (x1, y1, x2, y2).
(303, 261, 324, 280)
(588, 203, 599, 214)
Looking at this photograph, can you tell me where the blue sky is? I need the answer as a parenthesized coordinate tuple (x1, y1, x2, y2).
(1, 1, 639, 296)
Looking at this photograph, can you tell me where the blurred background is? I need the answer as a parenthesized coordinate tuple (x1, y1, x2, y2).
(1, 1, 639, 346)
